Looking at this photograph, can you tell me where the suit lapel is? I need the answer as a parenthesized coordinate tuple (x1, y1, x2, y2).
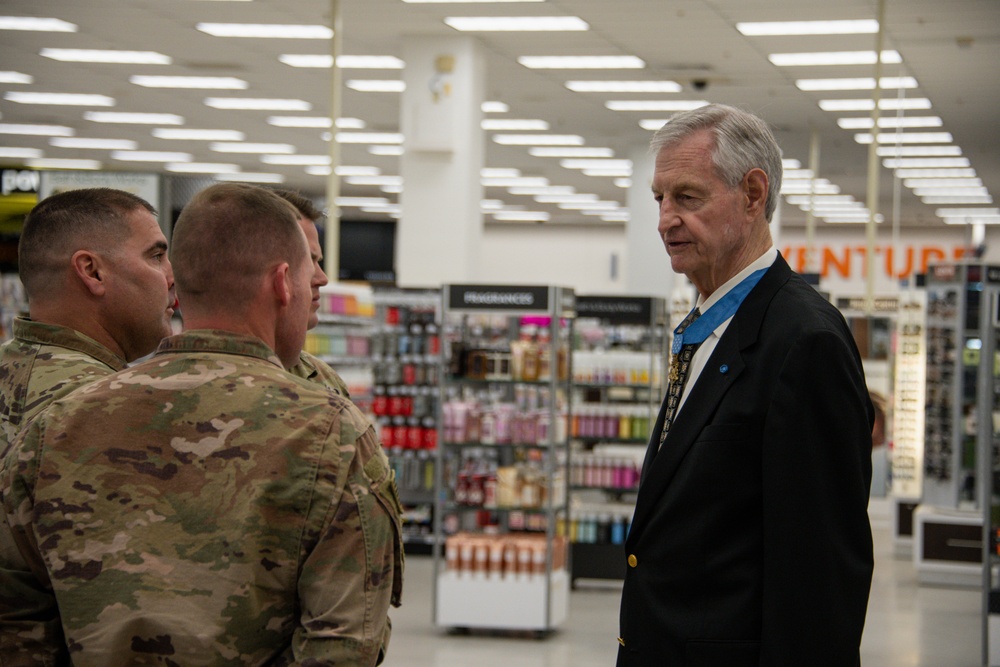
(628, 256, 793, 541)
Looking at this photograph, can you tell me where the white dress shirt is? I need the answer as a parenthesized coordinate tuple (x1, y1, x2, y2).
(675, 247, 779, 415)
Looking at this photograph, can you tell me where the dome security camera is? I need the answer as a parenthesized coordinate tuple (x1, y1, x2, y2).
(691, 79, 708, 91)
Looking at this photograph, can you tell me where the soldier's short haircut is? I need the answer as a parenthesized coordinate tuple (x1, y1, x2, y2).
(170, 183, 306, 311)
(270, 188, 324, 223)
(18, 188, 157, 301)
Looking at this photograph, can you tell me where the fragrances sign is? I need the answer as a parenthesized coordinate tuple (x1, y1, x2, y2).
(446, 284, 574, 316)
(575, 296, 659, 326)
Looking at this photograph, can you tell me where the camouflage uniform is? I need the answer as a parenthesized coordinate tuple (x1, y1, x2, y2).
(290, 350, 351, 398)
(0, 316, 127, 459)
(0, 329, 403, 667)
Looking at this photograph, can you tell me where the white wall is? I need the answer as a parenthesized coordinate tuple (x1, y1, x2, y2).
(479, 223, 628, 295)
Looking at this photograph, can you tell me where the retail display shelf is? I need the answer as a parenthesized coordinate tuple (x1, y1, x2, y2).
(435, 569, 569, 633)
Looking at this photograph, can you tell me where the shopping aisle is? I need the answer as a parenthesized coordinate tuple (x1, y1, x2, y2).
(384, 499, 980, 667)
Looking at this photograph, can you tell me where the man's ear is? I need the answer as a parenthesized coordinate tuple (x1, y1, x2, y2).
(71, 250, 106, 296)
(271, 262, 293, 307)
(743, 168, 768, 218)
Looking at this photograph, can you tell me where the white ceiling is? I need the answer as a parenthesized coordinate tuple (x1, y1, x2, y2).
(1, 0, 998, 228)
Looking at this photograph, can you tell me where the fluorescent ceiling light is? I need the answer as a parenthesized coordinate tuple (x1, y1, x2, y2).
(210, 142, 296, 153)
(913, 187, 990, 197)
(196, 23, 332, 38)
(0, 148, 43, 159)
(796, 77, 918, 91)
(819, 98, 931, 111)
(336, 166, 381, 176)
(582, 169, 632, 177)
(883, 158, 971, 169)
(346, 80, 405, 92)
(614, 178, 632, 189)
(481, 200, 506, 211)
(336, 132, 404, 144)
(837, 116, 943, 130)
(785, 195, 857, 206)
(50, 137, 137, 150)
(482, 119, 549, 131)
(783, 169, 815, 180)
(558, 200, 620, 210)
(607, 100, 708, 111)
(306, 166, 332, 176)
(535, 194, 599, 203)
(112, 151, 192, 162)
(0, 71, 32, 84)
(26, 158, 101, 169)
(0, 123, 73, 136)
(205, 97, 311, 111)
(508, 186, 575, 196)
(214, 173, 285, 183)
(153, 128, 245, 141)
(345, 175, 404, 186)
(5, 92, 114, 106)
(268, 116, 332, 128)
(640, 119, 668, 131)
(854, 132, 953, 144)
(518, 56, 645, 69)
(0, 16, 77, 31)
(492, 134, 584, 146)
(40, 48, 171, 64)
(601, 211, 631, 220)
(165, 162, 240, 173)
(529, 147, 614, 158)
(923, 195, 993, 205)
(895, 168, 977, 179)
(936, 207, 999, 219)
(262, 154, 330, 165)
(483, 176, 549, 187)
(737, 20, 879, 36)
(782, 159, 802, 169)
(282, 55, 405, 69)
(769, 50, 900, 67)
(339, 55, 404, 69)
(565, 80, 681, 93)
(905, 179, 983, 188)
(445, 16, 589, 31)
(876, 146, 961, 157)
(560, 159, 632, 170)
(781, 182, 841, 195)
(85, 112, 183, 124)
(336, 197, 390, 207)
(131, 75, 247, 89)
(380, 184, 403, 194)
(369, 145, 405, 156)
(482, 101, 510, 113)
(492, 211, 550, 222)
(482, 168, 521, 178)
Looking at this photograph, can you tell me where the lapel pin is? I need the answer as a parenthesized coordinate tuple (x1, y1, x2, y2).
(719, 364, 729, 374)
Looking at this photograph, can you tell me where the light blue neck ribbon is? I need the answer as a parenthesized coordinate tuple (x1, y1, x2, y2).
(672, 267, 768, 355)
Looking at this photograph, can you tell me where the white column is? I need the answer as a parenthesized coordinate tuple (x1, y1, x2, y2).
(397, 36, 485, 286)
(624, 144, 676, 300)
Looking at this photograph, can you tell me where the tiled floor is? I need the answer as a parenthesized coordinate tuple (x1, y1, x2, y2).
(383, 498, 981, 666)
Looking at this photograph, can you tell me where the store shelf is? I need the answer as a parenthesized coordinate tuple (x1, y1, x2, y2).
(568, 295, 667, 584)
(434, 284, 574, 633)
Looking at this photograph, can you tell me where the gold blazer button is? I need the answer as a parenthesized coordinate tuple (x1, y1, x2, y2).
(627, 554, 637, 568)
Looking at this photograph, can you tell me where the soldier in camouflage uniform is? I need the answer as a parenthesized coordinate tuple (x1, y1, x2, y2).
(0, 187, 177, 458)
(0, 183, 403, 666)
(272, 188, 352, 398)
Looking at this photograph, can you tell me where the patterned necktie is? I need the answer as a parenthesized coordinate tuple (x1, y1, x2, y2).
(659, 308, 702, 446)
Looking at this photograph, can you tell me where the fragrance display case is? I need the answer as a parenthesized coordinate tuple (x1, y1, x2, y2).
(568, 295, 667, 586)
(433, 284, 574, 634)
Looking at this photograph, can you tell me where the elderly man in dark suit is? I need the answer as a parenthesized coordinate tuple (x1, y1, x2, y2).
(617, 104, 874, 667)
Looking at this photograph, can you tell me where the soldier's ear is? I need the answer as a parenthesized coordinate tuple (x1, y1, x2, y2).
(71, 250, 107, 296)
(270, 262, 293, 307)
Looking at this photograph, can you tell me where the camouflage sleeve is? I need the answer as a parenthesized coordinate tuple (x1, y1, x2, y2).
(0, 420, 69, 666)
(290, 352, 352, 398)
(290, 399, 404, 666)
